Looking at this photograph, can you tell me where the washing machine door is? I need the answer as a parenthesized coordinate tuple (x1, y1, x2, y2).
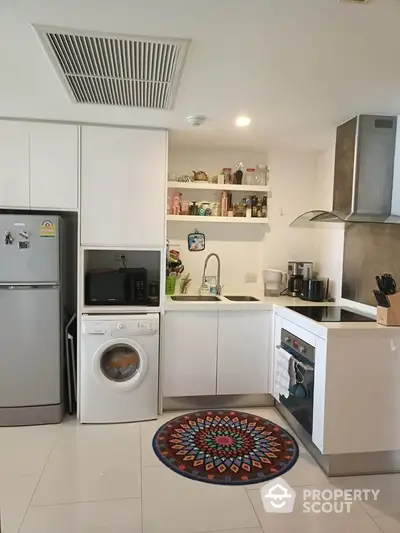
(92, 338, 149, 392)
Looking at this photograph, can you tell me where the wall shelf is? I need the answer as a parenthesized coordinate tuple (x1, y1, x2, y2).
(167, 182, 269, 193)
(167, 215, 268, 224)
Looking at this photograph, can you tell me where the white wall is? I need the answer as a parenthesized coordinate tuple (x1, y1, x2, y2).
(312, 146, 344, 300)
(168, 146, 320, 293)
(261, 151, 319, 271)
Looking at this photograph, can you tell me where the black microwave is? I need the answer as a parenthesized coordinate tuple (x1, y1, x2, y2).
(85, 270, 128, 306)
(119, 267, 148, 304)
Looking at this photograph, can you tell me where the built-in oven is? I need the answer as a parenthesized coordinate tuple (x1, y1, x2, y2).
(276, 328, 315, 436)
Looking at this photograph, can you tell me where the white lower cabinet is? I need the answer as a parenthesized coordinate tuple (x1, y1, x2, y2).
(164, 310, 270, 397)
(217, 311, 270, 395)
(163, 312, 218, 397)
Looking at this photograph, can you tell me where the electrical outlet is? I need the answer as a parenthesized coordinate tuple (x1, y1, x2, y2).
(113, 252, 122, 262)
(245, 273, 258, 283)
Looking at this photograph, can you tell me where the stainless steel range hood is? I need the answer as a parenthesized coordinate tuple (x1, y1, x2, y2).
(291, 114, 400, 227)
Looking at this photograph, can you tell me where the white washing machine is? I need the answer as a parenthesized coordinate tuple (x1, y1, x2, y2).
(80, 314, 159, 423)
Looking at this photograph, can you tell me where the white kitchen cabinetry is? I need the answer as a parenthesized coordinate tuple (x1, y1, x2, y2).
(164, 310, 271, 398)
(30, 123, 78, 210)
(0, 121, 30, 208)
(81, 126, 167, 247)
(217, 311, 270, 395)
(163, 312, 218, 397)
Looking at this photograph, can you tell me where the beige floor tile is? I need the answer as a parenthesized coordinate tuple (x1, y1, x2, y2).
(19, 499, 142, 533)
(246, 450, 328, 492)
(0, 423, 59, 476)
(142, 465, 260, 533)
(373, 514, 400, 533)
(0, 474, 39, 533)
(200, 530, 263, 533)
(332, 473, 400, 519)
(247, 487, 382, 533)
(32, 422, 142, 505)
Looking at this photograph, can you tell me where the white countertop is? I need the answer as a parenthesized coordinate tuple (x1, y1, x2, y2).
(164, 293, 307, 311)
(165, 292, 400, 334)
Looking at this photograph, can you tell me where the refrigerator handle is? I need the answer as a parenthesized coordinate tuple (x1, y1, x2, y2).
(0, 285, 59, 290)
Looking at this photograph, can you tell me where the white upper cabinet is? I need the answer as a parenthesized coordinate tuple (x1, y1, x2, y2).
(29, 123, 78, 210)
(0, 121, 30, 209)
(81, 126, 167, 247)
(217, 311, 270, 395)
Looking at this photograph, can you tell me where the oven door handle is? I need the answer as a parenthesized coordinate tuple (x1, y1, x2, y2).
(276, 345, 313, 371)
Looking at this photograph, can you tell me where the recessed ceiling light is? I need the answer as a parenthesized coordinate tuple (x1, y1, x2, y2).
(236, 116, 251, 127)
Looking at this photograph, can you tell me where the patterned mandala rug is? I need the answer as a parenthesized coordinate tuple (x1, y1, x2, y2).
(152, 410, 299, 486)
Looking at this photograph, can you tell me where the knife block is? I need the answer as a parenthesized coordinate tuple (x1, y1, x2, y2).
(377, 292, 400, 326)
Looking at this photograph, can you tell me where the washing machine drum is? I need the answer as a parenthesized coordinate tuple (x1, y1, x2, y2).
(93, 339, 149, 390)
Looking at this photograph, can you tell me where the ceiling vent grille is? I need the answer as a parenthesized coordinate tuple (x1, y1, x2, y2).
(34, 26, 190, 109)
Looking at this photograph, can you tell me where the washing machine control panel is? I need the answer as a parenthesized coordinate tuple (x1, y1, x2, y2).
(109, 319, 159, 336)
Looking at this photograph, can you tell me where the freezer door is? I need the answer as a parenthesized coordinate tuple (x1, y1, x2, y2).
(0, 214, 60, 283)
(0, 286, 61, 407)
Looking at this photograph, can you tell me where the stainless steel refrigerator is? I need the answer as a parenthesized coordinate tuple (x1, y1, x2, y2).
(0, 214, 63, 426)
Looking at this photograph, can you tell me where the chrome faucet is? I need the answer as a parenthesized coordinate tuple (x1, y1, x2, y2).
(201, 253, 222, 295)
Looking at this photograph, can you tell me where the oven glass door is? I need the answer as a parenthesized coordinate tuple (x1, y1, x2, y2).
(278, 345, 314, 436)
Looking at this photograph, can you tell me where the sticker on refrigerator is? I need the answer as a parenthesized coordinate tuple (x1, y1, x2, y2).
(40, 220, 56, 238)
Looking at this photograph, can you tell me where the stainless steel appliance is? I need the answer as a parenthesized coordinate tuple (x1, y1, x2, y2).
(287, 261, 313, 297)
(291, 114, 400, 226)
(277, 329, 315, 435)
(286, 306, 374, 322)
(0, 214, 64, 426)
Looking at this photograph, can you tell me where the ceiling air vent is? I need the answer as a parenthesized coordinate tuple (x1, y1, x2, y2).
(34, 25, 190, 109)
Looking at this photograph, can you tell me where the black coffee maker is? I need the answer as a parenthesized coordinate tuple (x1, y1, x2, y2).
(287, 261, 313, 297)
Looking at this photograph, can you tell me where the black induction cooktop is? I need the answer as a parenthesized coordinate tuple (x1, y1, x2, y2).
(286, 306, 375, 323)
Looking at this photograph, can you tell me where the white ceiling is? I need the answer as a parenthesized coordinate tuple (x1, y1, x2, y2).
(1, 0, 400, 152)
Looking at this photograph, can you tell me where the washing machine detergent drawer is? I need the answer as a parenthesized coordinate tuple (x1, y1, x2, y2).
(82, 321, 111, 336)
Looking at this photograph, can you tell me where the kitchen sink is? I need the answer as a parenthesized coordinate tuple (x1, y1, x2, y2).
(171, 295, 221, 302)
(224, 296, 260, 302)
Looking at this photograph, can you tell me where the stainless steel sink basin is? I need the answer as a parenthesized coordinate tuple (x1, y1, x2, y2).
(224, 296, 260, 302)
(171, 295, 221, 302)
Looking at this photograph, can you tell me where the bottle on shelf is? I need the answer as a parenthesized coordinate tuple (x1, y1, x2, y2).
(251, 196, 258, 217)
(227, 192, 233, 217)
(262, 195, 268, 218)
(172, 191, 181, 215)
(256, 197, 263, 217)
(245, 197, 252, 218)
(221, 191, 228, 216)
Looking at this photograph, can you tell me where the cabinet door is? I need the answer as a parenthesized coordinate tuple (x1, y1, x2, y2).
(81, 126, 166, 247)
(217, 311, 270, 395)
(0, 121, 29, 208)
(30, 123, 78, 210)
(164, 312, 218, 397)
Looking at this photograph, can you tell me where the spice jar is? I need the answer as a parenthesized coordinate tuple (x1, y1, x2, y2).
(246, 168, 256, 185)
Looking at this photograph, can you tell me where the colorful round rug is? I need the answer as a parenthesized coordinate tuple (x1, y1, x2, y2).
(152, 410, 299, 486)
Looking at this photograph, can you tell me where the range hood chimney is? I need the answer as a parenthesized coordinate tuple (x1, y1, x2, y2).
(291, 115, 400, 227)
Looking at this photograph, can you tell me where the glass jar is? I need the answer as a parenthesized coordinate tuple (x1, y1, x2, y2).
(246, 168, 256, 185)
(256, 165, 268, 186)
(222, 168, 232, 184)
(212, 202, 220, 217)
